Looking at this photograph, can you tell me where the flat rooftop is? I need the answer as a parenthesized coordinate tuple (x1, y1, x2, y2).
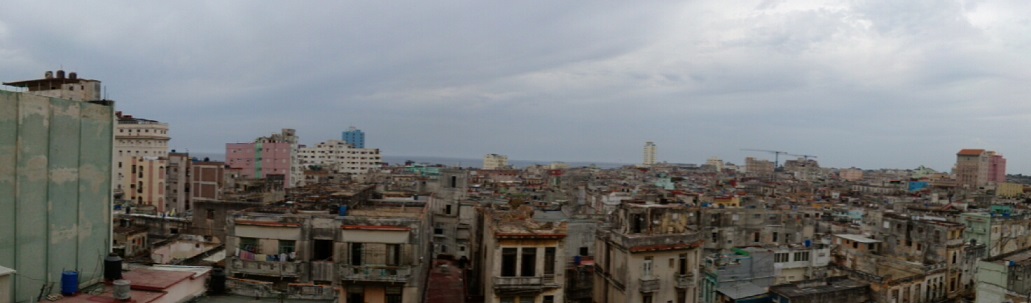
(771, 277, 868, 298)
(835, 234, 880, 243)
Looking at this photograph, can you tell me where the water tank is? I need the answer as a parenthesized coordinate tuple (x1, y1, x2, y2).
(209, 268, 226, 295)
(61, 271, 79, 295)
(804, 240, 812, 247)
(113, 280, 131, 300)
(69, 72, 77, 80)
(105, 253, 123, 281)
(56, 70, 66, 79)
(574, 255, 582, 266)
(339, 206, 348, 216)
(45, 71, 54, 79)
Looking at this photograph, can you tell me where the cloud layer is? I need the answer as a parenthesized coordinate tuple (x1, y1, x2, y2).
(3, 0, 1031, 172)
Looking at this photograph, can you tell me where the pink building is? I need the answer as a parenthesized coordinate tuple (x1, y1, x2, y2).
(226, 129, 300, 188)
(989, 152, 1007, 183)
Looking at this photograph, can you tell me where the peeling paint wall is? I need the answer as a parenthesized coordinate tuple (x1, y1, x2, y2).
(0, 91, 113, 303)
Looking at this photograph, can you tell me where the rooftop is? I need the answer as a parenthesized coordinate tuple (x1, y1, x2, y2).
(835, 234, 880, 243)
(957, 149, 986, 156)
(770, 277, 868, 298)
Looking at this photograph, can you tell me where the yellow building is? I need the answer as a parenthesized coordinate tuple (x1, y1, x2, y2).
(996, 182, 1024, 198)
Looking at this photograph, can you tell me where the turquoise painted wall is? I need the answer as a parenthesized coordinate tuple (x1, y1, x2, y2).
(0, 91, 113, 303)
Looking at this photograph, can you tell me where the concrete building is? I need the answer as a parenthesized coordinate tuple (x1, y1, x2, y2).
(342, 126, 365, 148)
(960, 211, 1031, 258)
(190, 160, 227, 202)
(114, 112, 170, 211)
(744, 157, 774, 177)
(481, 205, 567, 303)
(976, 248, 1031, 303)
(988, 151, 1007, 184)
(0, 88, 114, 303)
(768, 277, 870, 303)
(955, 149, 990, 189)
(644, 142, 657, 167)
(1, 70, 101, 102)
(704, 157, 723, 172)
(298, 140, 382, 177)
(166, 152, 191, 214)
(484, 154, 509, 170)
(225, 196, 430, 303)
(594, 202, 704, 303)
(226, 129, 302, 188)
(839, 168, 864, 181)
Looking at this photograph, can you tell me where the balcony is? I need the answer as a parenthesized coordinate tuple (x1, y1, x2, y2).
(311, 261, 335, 281)
(675, 273, 695, 289)
(494, 276, 557, 293)
(640, 276, 660, 293)
(230, 257, 305, 277)
(339, 264, 412, 283)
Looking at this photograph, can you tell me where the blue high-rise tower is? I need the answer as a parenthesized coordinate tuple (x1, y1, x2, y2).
(342, 126, 365, 148)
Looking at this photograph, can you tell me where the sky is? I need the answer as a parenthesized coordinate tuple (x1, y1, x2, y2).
(2, 1, 1031, 173)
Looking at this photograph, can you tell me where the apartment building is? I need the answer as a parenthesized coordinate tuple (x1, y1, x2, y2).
(594, 202, 704, 303)
(167, 152, 192, 213)
(744, 157, 774, 177)
(955, 149, 990, 189)
(699, 208, 820, 252)
(224, 194, 429, 303)
(643, 142, 656, 167)
(298, 139, 382, 177)
(484, 154, 510, 170)
(114, 112, 170, 211)
(481, 204, 567, 303)
(227, 128, 303, 188)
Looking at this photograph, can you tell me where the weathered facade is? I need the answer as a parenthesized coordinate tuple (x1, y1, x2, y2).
(0, 89, 114, 303)
(594, 202, 704, 303)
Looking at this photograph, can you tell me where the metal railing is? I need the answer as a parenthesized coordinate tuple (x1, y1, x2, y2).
(230, 257, 305, 277)
(339, 264, 412, 283)
(640, 276, 660, 292)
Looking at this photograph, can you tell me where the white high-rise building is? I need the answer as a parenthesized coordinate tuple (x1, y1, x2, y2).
(483, 153, 509, 170)
(298, 139, 382, 176)
(643, 142, 657, 166)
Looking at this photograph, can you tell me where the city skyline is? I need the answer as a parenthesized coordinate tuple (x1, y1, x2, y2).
(3, 1, 1031, 173)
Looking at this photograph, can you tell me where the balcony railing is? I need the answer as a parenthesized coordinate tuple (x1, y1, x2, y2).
(339, 264, 412, 283)
(494, 276, 544, 290)
(311, 261, 335, 281)
(675, 273, 695, 289)
(640, 276, 660, 293)
(230, 257, 305, 277)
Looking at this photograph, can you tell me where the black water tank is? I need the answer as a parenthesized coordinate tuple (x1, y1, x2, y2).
(104, 253, 123, 281)
(209, 268, 226, 295)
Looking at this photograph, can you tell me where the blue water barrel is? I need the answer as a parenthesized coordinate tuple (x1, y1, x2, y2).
(339, 206, 348, 216)
(61, 271, 79, 295)
(804, 240, 812, 247)
(574, 255, 582, 265)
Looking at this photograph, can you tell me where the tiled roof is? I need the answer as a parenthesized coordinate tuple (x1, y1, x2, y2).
(957, 149, 985, 156)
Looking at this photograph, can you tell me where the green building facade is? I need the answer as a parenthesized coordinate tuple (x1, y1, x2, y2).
(0, 90, 114, 303)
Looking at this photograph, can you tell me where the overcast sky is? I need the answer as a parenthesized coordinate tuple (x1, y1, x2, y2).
(3, 1, 1031, 172)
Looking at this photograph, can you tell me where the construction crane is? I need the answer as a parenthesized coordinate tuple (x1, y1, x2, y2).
(741, 148, 791, 169)
(787, 153, 818, 161)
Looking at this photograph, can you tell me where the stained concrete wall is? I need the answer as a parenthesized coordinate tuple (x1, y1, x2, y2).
(0, 91, 113, 303)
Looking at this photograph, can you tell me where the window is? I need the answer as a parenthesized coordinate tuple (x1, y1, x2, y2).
(279, 240, 295, 254)
(385, 287, 402, 303)
(679, 254, 688, 275)
(388, 244, 401, 266)
(643, 294, 653, 303)
(522, 248, 537, 277)
(772, 232, 778, 242)
(643, 257, 653, 277)
(793, 251, 810, 262)
(240, 237, 258, 253)
(351, 243, 363, 265)
(445, 205, 452, 215)
(543, 295, 554, 303)
(501, 248, 517, 276)
(580, 246, 589, 256)
(544, 247, 556, 275)
(774, 253, 789, 263)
